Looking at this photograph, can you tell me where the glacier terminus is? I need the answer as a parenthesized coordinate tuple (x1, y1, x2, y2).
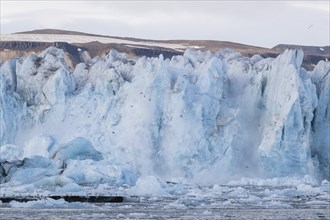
(0, 47, 329, 218)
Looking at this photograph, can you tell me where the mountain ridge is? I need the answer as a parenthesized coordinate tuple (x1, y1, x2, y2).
(1, 29, 329, 71)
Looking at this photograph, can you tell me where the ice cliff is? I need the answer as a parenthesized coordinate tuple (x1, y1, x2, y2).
(0, 47, 329, 187)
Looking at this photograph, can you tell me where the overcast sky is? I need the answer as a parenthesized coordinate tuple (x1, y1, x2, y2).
(1, 1, 329, 48)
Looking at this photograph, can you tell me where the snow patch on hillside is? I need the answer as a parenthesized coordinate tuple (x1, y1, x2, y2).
(1, 34, 186, 51)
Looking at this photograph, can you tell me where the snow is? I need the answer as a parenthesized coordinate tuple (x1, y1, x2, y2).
(0, 47, 329, 203)
(1, 34, 187, 51)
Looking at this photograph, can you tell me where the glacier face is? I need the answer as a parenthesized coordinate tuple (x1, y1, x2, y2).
(0, 47, 329, 188)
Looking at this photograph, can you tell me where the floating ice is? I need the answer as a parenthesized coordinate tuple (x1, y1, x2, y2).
(128, 176, 166, 196)
(9, 198, 94, 209)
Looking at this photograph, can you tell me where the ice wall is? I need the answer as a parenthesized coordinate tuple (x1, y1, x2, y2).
(310, 61, 330, 179)
(0, 47, 329, 186)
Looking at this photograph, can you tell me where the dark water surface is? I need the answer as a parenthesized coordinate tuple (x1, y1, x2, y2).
(0, 206, 329, 219)
(1, 184, 329, 219)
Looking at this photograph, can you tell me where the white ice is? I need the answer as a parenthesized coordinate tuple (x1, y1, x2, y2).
(0, 47, 329, 197)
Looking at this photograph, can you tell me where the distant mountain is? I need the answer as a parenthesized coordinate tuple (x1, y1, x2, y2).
(1, 29, 329, 70)
(272, 44, 329, 56)
(16, 29, 102, 36)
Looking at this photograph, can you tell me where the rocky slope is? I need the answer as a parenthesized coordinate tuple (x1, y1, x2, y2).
(1, 29, 329, 71)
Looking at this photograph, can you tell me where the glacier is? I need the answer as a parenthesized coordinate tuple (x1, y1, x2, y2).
(0, 47, 329, 192)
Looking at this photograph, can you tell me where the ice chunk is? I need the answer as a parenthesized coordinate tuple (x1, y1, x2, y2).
(9, 156, 62, 184)
(116, 166, 138, 186)
(9, 198, 93, 208)
(39, 46, 68, 72)
(0, 74, 24, 145)
(310, 61, 330, 179)
(14, 47, 71, 107)
(0, 58, 17, 91)
(106, 49, 127, 63)
(42, 68, 75, 105)
(54, 137, 103, 162)
(250, 54, 263, 64)
(128, 176, 166, 195)
(24, 134, 56, 159)
(72, 63, 89, 88)
(258, 50, 316, 177)
(62, 160, 119, 185)
(0, 144, 23, 163)
(0, 144, 24, 183)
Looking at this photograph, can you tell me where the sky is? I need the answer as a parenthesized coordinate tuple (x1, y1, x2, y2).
(1, 0, 329, 48)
